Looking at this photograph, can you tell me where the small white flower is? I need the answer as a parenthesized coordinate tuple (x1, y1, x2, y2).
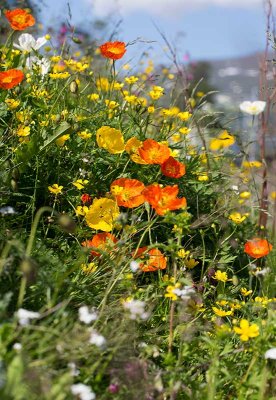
(239, 101, 266, 116)
(173, 286, 195, 300)
(14, 33, 47, 52)
(231, 185, 239, 194)
(13, 343, 22, 351)
(26, 56, 51, 76)
(89, 330, 106, 348)
(255, 267, 270, 276)
(71, 383, 96, 400)
(265, 348, 276, 360)
(78, 306, 98, 324)
(0, 206, 16, 215)
(130, 260, 139, 273)
(17, 308, 40, 326)
(68, 362, 80, 377)
(123, 299, 149, 320)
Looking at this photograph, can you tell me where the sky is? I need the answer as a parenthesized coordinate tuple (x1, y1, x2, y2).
(37, 0, 275, 62)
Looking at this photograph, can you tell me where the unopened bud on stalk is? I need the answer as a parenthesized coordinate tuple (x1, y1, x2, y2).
(58, 214, 76, 233)
(20, 257, 37, 284)
(70, 80, 78, 94)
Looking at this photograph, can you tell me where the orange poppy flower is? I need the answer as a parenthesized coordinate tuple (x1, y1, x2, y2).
(5, 9, 35, 31)
(244, 238, 273, 259)
(133, 246, 167, 272)
(161, 156, 186, 178)
(143, 184, 187, 216)
(99, 41, 126, 60)
(81, 193, 92, 204)
(0, 69, 24, 89)
(138, 139, 170, 165)
(82, 232, 117, 257)
(110, 178, 145, 208)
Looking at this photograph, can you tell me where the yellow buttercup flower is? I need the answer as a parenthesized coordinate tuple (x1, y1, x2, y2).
(209, 130, 235, 151)
(165, 283, 181, 301)
(179, 127, 191, 135)
(73, 179, 89, 190)
(85, 198, 119, 232)
(177, 111, 192, 121)
(87, 93, 100, 101)
(147, 106, 155, 113)
(17, 125, 30, 137)
(75, 205, 89, 216)
(214, 270, 228, 283)
(105, 100, 119, 109)
(234, 319, 259, 341)
(212, 307, 233, 317)
(125, 76, 139, 84)
(177, 249, 190, 258)
(184, 258, 199, 269)
(81, 262, 97, 274)
(56, 134, 70, 147)
(78, 130, 92, 140)
(49, 72, 70, 79)
(242, 160, 262, 169)
(197, 173, 209, 182)
(5, 98, 20, 109)
(228, 212, 247, 224)
(239, 191, 251, 199)
(96, 126, 125, 154)
(48, 184, 63, 195)
(240, 287, 253, 297)
(96, 77, 109, 91)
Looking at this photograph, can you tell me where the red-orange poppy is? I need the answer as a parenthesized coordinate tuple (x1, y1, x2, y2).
(99, 41, 126, 60)
(110, 178, 145, 208)
(161, 156, 186, 178)
(0, 69, 24, 89)
(133, 246, 167, 272)
(143, 184, 186, 216)
(81, 193, 92, 204)
(244, 238, 273, 259)
(5, 9, 35, 31)
(138, 139, 170, 165)
(82, 233, 117, 257)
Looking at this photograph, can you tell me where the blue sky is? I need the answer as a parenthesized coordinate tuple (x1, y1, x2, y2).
(39, 0, 272, 62)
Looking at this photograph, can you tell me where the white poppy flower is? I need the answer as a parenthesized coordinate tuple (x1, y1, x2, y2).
(239, 101, 266, 116)
(26, 56, 51, 76)
(78, 306, 98, 324)
(17, 308, 40, 326)
(14, 33, 47, 52)
(71, 383, 96, 400)
(265, 348, 276, 360)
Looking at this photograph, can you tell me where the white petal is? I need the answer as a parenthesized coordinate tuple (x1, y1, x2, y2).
(265, 348, 276, 360)
(34, 36, 47, 50)
(18, 33, 36, 52)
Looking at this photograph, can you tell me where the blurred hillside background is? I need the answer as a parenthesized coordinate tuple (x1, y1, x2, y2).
(1, 0, 276, 158)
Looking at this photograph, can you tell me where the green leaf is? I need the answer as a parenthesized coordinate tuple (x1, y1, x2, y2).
(39, 122, 72, 153)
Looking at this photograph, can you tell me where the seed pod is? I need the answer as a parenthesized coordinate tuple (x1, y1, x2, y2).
(232, 275, 239, 286)
(10, 178, 18, 191)
(12, 167, 20, 180)
(72, 36, 82, 44)
(70, 80, 78, 94)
